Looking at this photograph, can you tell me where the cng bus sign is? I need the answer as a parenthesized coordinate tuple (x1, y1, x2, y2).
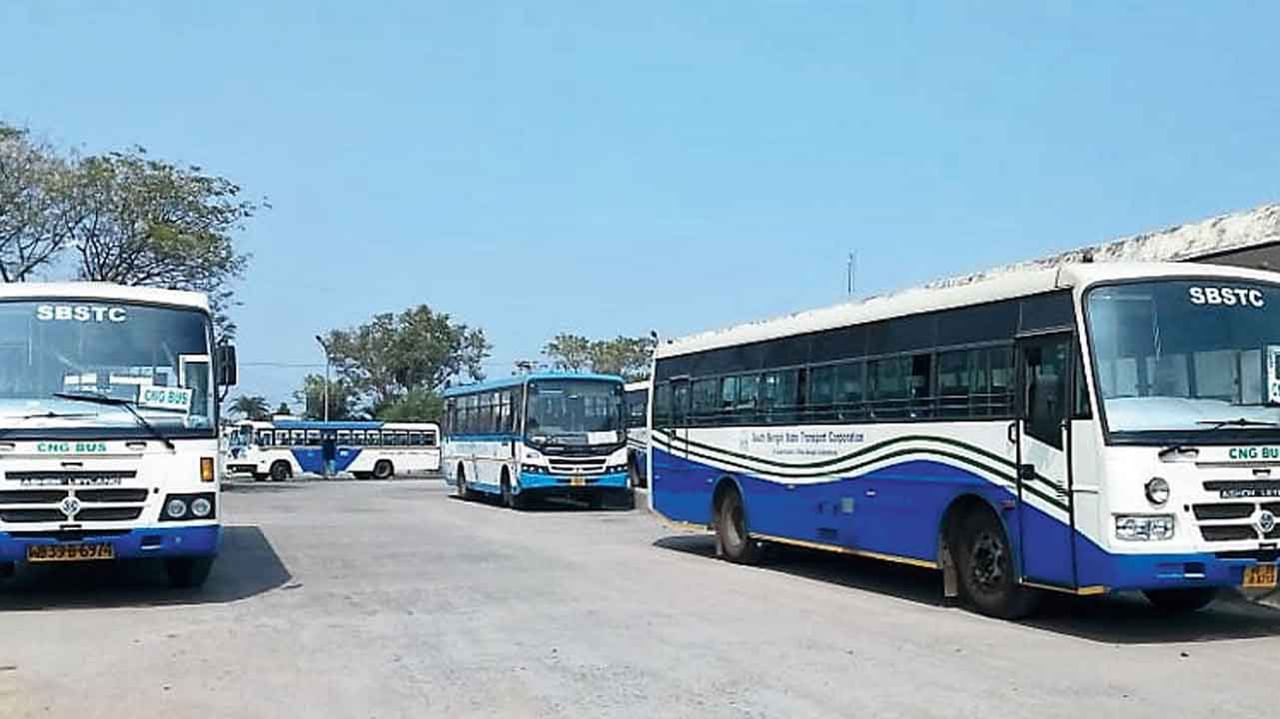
(138, 386, 193, 412)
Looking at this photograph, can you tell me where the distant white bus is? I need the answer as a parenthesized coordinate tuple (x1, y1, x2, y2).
(625, 380, 650, 488)
(226, 420, 440, 480)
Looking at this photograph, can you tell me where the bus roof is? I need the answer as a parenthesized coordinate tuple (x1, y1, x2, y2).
(658, 261, 1280, 359)
(624, 380, 650, 393)
(0, 282, 210, 311)
(273, 420, 384, 431)
(440, 372, 624, 398)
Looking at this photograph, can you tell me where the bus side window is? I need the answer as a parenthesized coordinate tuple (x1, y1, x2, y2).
(410, 431, 425, 446)
(425, 430, 438, 447)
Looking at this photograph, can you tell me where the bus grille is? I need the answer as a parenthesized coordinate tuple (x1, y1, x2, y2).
(1, 470, 136, 487)
(0, 487, 149, 525)
(547, 457, 608, 476)
(1200, 525, 1259, 542)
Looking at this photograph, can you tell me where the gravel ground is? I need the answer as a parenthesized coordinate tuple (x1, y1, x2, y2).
(1, 479, 1278, 718)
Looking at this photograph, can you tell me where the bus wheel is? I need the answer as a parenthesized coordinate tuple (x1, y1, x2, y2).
(373, 460, 394, 480)
(715, 487, 760, 565)
(500, 473, 518, 509)
(954, 508, 1039, 619)
(269, 461, 292, 482)
(628, 456, 645, 490)
(165, 557, 214, 589)
(1143, 588, 1219, 613)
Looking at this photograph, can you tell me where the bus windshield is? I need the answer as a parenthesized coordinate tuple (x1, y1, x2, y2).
(0, 300, 215, 437)
(525, 379, 624, 445)
(1086, 279, 1280, 438)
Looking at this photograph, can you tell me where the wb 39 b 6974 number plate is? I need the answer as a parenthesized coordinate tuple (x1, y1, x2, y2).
(1243, 564, 1278, 589)
(26, 544, 115, 562)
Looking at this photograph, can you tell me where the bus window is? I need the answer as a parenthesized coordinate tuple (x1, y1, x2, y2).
(292, 430, 306, 446)
(337, 430, 351, 445)
(368, 431, 382, 446)
(306, 430, 321, 446)
(396, 431, 410, 446)
(424, 430, 438, 447)
(409, 431, 425, 446)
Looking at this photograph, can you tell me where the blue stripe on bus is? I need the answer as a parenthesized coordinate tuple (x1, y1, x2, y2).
(651, 447, 1267, 592)
(291, 447, 362, 474)
(1, 525, 220, 561)
(518, 472, 628, 490)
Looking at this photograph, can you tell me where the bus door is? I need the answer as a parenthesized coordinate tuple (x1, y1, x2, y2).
(1015, 332, 1078, 589)
(653, 377, 689, 517)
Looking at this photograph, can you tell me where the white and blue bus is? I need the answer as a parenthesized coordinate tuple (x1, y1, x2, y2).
(625, 380, 650, 489)
(442, 372, 632, 509)
(0, 283, 237, 588)
(226, 419, 440, 480)
(651, 263, 1280, 618)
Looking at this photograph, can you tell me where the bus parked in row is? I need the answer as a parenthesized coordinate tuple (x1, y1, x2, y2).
(443, 372, 632, 509)
(650, 263, 1280, 618)
(625, 380, 650, 488)
(0, 283, 237, 588)
(226, 419, 440, 480)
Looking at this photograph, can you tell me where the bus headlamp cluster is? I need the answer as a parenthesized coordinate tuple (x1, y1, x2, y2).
(1115, 515, 1175, 541)
(605, 464, 628, 474)
(521, 464, 549, 474)
(161, 493, 216, 522)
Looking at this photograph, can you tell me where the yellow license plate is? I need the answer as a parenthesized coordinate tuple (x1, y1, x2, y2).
(570, 477, 586, 487)
(26, 543, 115, 563)
(1243, 564, 1278, 589)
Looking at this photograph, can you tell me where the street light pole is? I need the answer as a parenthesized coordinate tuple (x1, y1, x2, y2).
(314, 335, 330, 423)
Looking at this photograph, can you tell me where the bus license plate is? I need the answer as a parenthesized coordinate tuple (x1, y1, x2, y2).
(570, 477, 586, 487)
(26, 543, 115, 563)
(1243, 564, 1278, 589)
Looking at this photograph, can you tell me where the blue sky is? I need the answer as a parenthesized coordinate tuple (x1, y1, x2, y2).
(3, 2, 1279, 407)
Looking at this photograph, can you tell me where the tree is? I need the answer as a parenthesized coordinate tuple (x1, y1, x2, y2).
(294, 374, 359, 421)
(228, 395, 271, 421)
(375, 387, 444, 422)
(588, 336, 655, 381)
(0, 124, 79, 282)
(65, 146, 261, 343)
(543, 333, 592, 371)
(542, 334, 655, 380)
(323, 305, 490, 415)
(274, 402, 292, 416)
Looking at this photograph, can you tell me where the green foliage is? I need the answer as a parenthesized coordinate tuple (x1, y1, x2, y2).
(542, 334, 655, 380)
(275, 402, 292, 416)
(67, 147, 261, 343)
(322, 305, 490, 415)
(293, 374, 359, 420)
(375, 387, 444, 422)
(543, 333, 592, 371)
(0, 123, 78, 282)
(228, 395, 271, 421)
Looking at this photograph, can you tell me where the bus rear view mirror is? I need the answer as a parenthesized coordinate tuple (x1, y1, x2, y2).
(216, 344, 238, 387)
(1267, 345, 1280, 406)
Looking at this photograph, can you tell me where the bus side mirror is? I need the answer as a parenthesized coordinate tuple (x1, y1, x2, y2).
(216, 345, 238, 387)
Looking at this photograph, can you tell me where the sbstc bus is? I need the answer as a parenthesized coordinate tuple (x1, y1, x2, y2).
(625, 380, 650, 488)
(225, 419, 440, 480)
(0, 283, 237, 588)
(650, 262, 1280, 618)
(443, 372, 632, 509)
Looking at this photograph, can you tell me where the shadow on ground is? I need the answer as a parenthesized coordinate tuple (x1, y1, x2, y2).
(653, 533, 1280, 645)
(0, 526, 292, 610)
(448, 493, 637, 513)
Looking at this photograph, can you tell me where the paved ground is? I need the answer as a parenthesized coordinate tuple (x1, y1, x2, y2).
(1, 480, 1279, 719)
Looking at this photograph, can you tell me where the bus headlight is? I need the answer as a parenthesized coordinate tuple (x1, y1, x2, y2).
(1145, 477, 1170, 506)
(521, 464, 547, 474)
(165, 498, 189, 519)
(1115, 515, 1175, 541)
(605, 464, 628, 474)
(190, 497, 213, 518)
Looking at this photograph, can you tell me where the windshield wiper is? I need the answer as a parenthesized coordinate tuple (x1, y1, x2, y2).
(52, 391, 176, 450)
(1159, 417, 1280, 459)
(1195, 418, 1280, 430)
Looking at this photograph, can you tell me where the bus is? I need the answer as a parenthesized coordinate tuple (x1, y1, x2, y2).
(650, 262, 1280, 618)
(225, 419, 440, 480)
(625, 380, 650, 488)
(442, 372, 632, 509)
(0, 283, 237, 588)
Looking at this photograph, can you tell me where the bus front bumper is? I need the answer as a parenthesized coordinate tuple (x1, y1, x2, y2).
(1084, 548, 1279, 592)
(0, 525, 221, 563)
(517, 471, 629, 495)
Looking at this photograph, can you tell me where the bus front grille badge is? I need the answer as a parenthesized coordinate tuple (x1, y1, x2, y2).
(60, 496, 82, 518)
(1259, 511, 1276, 535)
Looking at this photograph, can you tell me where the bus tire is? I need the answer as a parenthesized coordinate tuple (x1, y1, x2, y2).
(353, 471, 372, 480)
(373, 460, 394, 480)
(714, 485, 760, 565)
(455, 464, 471, 499)
(628, 454, 646, 490)
(501, 471, 526, 509)
(269, 461, 291, 482)
(1143, 588, 1219, 613)
(165, 557, 214, 589)
(954, 508, 1039, 619)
